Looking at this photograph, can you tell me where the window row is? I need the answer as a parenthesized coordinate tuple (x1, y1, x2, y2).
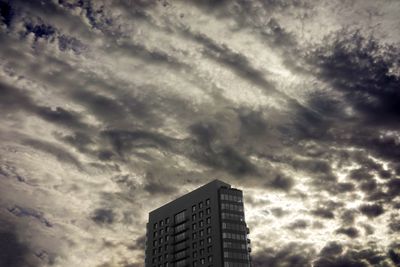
(224, 261, 250, 267)
(223, 251, 249, 260)
(191, 208, 211, 220)
(174, 222, 187, 233)
(221, 203, 244, 212)
(192, 246, 212, 257)
(152, 244, 169, 255)
(221, 212, 244, 222)
(220, 194, 242, 203)
(154, 217, 170, 229)
(154, 226, 171, 237)
(175, 232, 187, 242)
(153, 235, 170, 246)
(192, 228, 211, 239)
(222, 222, 247, 232)
(222, 232, 246, 241)
(223, 241, 247, 250)
(193, 256, 212, 266)
(151, 254, 169, 263)
(175, 210, 187, 224)
(192, 199, 210, 212)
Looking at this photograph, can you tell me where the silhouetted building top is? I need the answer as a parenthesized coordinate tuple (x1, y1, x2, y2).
(145, 179, 251, 267)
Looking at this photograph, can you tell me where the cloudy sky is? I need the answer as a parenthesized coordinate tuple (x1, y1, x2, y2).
(1, 0, 400, 266)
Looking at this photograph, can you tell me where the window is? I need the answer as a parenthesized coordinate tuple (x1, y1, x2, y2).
(154, 223, 157, 229)
(206, 208, 210, 215)
(199, 220, 204, 227)
(166, 226, 170, 232)
(152, 249, 156, 255)
(160, 229, 164, 235)
(175, 210, 186, 223)
(193, 242, 197, 249)
(207, 227, 211, 234)
(206, 199, 210, 206)
(165, 244, 168, 250)
(166, 217, 170, 224)
(192, 223, 197, 230)
(165, 235, 169, 242)
(200, 230, 204, 237)
(206, 217, 211, 224)
(160, 220, 164, 227)
(192, 214, 197, 221)
(158, 247, 162, 253)
(200, 258, 205, 264)
(199, 202, 203, 209)
(193, 261, 198, 267)
(159, 238, 163, 244)
(199, 211, 204, 218)
(193, 251, 198, 258)
(192, 232, 197, 239)
(207, 237, 212, 244)
(207, 246, 212, 253)
(208, 256, 212, 263)
(200, 240, 204, 246)
(153, 240, 157, 246)
(154, 232, 157, 238)
(192, 205, 196, 212)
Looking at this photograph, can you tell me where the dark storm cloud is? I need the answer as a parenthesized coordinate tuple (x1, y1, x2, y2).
(309, 31, 400, 124)
(312, 208, 335, 219)
(0, 0, 13, 27)
(188, 122, 257, 176)
(0, 230, 37, 267)
(91, 208, 115, 225)
(335, 227, 359, 238)
(314, 245, 397, 267)
(267, 173, 294, 191)
(0, 81, 87, 130)
(359, 203, 385, 218)
(252, 243, 315, 267)
(143, 179, 178, 195)
(286, 219, 309, 230)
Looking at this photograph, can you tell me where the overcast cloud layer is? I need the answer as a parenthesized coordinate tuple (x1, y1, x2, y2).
(1, 0, 400, 266)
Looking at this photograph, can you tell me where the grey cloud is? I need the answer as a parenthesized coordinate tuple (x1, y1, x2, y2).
(22, 139, 82, 169)
(312, 208, 335, 219)
(7, 206, 52, 228)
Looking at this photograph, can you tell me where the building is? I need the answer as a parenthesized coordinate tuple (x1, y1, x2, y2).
(145, 179, 251, 267)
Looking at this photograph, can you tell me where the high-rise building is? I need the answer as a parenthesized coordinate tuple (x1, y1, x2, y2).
(145, 179, 251, 267)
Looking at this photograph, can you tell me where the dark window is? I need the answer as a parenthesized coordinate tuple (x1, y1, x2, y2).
(193, 251, 198, 258)
(206, 199, 210, 206)
(192, 223, 197, 230)
(160, 220, 164, 227)
(199, 202, 203, 209)
(207, 237, 212, 244)
(200, 230, 204, 237)
(207, 246, 212, 253)
(192, 205, 196, 212)
(199, 220, 204, 227)
(200, 258, 205, 264)
(207, 227, 211, 234)
(154, 223, 157, 229)
(166, 217, 170, 224)
(193, 232, 197, 239)
(193, 261, 198, 267)
(193, 242, 197, 249)
(192, 214, 196, 221)
(199, 211, 204, 218)
(200, 240, 204, 246)
(206, 217, 211, 224)
(206, 208, 210, 215)
(208, 256, 212, 263)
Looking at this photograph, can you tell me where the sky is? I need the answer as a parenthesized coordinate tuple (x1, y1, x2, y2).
(0, 0, 400, 266)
